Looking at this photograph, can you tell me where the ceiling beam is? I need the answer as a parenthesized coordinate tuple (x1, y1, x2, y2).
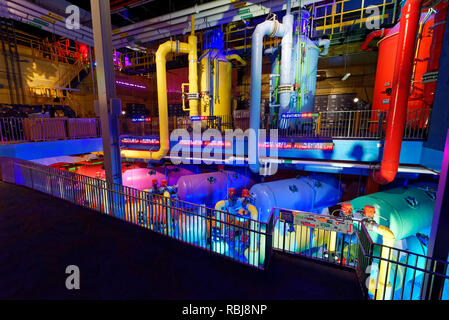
(111, 0, 320, 48)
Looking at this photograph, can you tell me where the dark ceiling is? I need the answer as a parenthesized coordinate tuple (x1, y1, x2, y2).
(68, 0, 217, 28)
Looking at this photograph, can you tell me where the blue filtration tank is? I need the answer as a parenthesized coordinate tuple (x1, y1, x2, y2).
(249, 174, 342, 223)
(349, 184, 437, 241)
(289, 10, 320, 114)
(177, 171, 251, 206)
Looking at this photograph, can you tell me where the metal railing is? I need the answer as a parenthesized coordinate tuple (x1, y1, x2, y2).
(270, 208, 449, 300)
(357, 223, 449, 300)
(310, 0, 397, 39)
(0, 157, 273, 269)
(1, 156, 448, 297)
(0, 118, 101, 144)
(239, 108, 432, 140)
(0, 108, 431, 145)
(271, 207, 359, 268)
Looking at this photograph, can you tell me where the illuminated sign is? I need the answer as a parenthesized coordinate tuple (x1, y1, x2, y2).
(131, 117, 152, 123)
(280, 112, 319, 119)
(120, 137, 231, 147)
(190, 116, 217, 121)
(121, 137, 159, 145)
(259, 141, 334, 150)
(179, 140, 232, 147)
(281, 210, 353, 235)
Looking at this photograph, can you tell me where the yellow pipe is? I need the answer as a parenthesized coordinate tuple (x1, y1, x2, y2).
(188, 15, 199, 117)
(225, 54, 247, 67)
(214, 200, 226, 229)
(369, 225, 395, 300)
(121, 15, 198, 159)
(329, 231, 337, 252)
(163, 191, 172, 235)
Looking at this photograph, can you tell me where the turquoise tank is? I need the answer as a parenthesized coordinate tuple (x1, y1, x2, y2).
(350, 184, 437, 241)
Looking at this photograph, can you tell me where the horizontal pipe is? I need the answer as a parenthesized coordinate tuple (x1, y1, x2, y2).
(164, 155, 440, 175)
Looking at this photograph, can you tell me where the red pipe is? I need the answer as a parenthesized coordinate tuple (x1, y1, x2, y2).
(360, 28, 391, 51)
(374, 0, 423, 184)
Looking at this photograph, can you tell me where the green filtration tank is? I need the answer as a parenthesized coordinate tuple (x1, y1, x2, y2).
(349, 184, 437, 241)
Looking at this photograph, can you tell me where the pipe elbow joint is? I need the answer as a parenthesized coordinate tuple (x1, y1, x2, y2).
(215, 200, 228, 211)
(374, 160, 399, 185)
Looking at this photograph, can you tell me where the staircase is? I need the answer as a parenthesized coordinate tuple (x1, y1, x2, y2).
(0, 18, 25, 105)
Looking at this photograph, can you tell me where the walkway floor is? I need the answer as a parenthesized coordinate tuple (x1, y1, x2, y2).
(0, 181, 364, 300)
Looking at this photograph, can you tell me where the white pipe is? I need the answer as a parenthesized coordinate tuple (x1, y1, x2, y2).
(249, 18, 287, 174)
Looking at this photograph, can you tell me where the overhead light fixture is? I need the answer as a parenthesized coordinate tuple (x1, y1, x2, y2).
(341, 73, 351, 81)
(353, 97, 359, 103)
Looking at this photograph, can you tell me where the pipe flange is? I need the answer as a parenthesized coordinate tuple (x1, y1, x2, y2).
(187, 92, 200, 100)
(278, 85, 293, 93)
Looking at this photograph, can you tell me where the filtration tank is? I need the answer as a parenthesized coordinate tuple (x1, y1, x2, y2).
(249, 174, 342, 222)
(349, 184, 437, 241)
(177, 171, 251, 206)
(199, 29, 233, 118)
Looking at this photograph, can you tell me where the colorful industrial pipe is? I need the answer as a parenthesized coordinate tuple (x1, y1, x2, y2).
(121, 15, 199, 160)
(249, 0, 292, 174)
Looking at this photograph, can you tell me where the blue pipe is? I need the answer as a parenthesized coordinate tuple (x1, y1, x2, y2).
(249, 20, 287, 174)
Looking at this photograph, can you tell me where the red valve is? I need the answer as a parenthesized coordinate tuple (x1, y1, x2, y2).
(364, 205, 376, 219)
(161, 180, 167, 187)
(228, 188, 236, 197)
(242, 189, 250, 197)
(341, 202, 353, 215)
(152, 179, 158, 186)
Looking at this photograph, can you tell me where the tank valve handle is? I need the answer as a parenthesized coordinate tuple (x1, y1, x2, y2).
(241, 189, 250, 198)
(207, 176, 216, 184)
(341, 202, 353, 217)
(363, 205, 376, 219)
(228, 188, 236, 198)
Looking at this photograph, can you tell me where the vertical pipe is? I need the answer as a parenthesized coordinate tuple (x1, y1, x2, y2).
(374, 0, 423, 184)
(249, 19, 287, 174)
(188, 15, 199, 116)
(279, 5, 294, 115)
